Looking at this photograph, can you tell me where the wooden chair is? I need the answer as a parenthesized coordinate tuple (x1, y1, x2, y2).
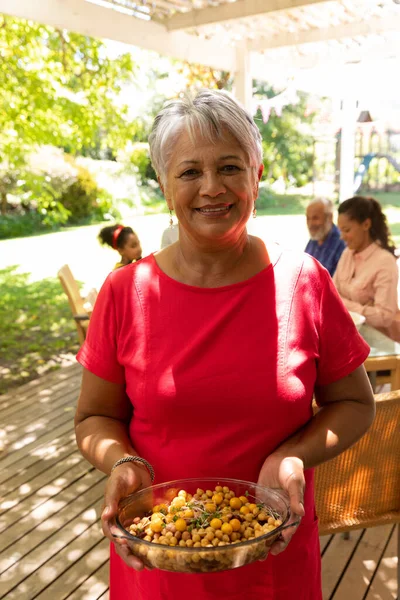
(57, 265, 97, 345)
(315, 389, 400, 592)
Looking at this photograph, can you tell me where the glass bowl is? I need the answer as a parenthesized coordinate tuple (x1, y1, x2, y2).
(112, 477, 293, 573)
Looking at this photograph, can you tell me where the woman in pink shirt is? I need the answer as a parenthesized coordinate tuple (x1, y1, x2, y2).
(334, 196, 399, 337)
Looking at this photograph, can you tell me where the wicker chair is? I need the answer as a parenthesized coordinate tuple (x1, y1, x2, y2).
(315, 389, 400, 593)
(58, 264, 97, 345)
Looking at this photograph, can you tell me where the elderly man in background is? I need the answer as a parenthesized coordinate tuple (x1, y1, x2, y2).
(305, 198, 345, 276)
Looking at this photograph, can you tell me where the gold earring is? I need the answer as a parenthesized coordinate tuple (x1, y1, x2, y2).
(169, 209, 174, 228)
(253, 205, 257, 219)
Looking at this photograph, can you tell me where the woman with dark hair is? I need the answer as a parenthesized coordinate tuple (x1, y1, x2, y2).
(98, 224, 142, 270)
(334, 196, 399, 337)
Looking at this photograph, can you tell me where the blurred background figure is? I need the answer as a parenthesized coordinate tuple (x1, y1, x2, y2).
(334, 195, 400, 340)
(98, 224, 142, 270)
(305, 198, 345, 276)
(160, 222, 179, 249)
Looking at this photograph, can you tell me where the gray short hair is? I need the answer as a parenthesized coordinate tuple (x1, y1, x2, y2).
(148, 89, 263, 185)
(307, 197, 334, 216)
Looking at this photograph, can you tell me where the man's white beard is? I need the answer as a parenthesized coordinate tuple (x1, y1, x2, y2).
(310, 221, 332, 242)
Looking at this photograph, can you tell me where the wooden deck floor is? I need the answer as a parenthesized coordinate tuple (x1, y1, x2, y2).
(0, 364, 398, 599)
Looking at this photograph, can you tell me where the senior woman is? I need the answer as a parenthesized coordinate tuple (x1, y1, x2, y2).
(74, 89, 375, 600)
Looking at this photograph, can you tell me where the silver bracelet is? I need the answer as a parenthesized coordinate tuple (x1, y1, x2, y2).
(111, 455, 155, 482)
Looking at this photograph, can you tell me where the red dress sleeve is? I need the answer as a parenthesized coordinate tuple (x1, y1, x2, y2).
(76, 273, 125, 384)
(316, 268, 370, 386)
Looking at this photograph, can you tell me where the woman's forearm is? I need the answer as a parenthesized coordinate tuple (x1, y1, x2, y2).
(269, 399, 375, 470)
(75, 416, 138, 475)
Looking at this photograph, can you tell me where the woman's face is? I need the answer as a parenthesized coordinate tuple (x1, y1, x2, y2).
(162, 128, 263, 246)
(338, 212, 372, 253)
(120, 233, 142, 262)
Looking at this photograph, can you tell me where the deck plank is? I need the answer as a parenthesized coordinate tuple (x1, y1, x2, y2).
(2, 389, 77, 444)
(2, 436, 77, 495)
(0, 475, 105, 577)
(0, 453, 88, 526)
(331, 525, 394, 599)
(67, 561, 109, 600)
(6, 521, 107, 599)
(0, 416, 74, 469)
(0, 365, 80, 417)
(366, 525, 398, 600)
(0, 430, 76, 486)
(0, 363, 80, 408)
(321, 530, 364, 599)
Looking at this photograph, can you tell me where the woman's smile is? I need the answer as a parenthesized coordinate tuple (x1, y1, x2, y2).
(195, 203, 234, 216)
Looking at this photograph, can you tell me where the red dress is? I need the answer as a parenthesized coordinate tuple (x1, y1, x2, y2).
(77, 245, 369, 600)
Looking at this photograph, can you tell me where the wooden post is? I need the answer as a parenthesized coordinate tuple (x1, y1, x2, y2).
(234, 41, 252, 112)
(339, 97, 358, 203)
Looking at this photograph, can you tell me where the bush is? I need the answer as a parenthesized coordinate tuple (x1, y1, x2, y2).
(0, 212, 47, 239)
(123, 142, 157, 184)
(0, 149, 120, 238)
(59, 159, 116, 224)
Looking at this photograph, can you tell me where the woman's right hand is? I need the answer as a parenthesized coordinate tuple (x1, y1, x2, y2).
(101, 462, 152, 570)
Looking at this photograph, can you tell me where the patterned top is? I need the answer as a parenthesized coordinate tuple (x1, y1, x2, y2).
(305, 224, 345, 276)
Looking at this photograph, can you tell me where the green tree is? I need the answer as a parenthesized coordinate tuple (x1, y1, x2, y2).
(0, 14, 137, 210)
(253, 81, 315, 187)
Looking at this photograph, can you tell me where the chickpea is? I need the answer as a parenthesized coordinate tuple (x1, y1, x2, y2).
(212, 537, 220, 546)
(178, 490, 187, 498)
(175, 531, 182, 541)
(182, 531, 191, 541)
(169, 537, 178, 546)
(206, 531, 215, 541)
(215, 485, 223, 493)
(215, 529, 223, 539)
(229, 497, 242, 510)
(222, 486, 230, 494)
(212, 493, 224, 505)
(210, 518, 222, 530)
(171, 498, 186, 509)
(192, 533, 201, 543)
(186, 539, 194, 547)
(150, 519, 163, 533)
(193, 542, 202, 548)
(197, 488, 204, 496)
(206, 490, 213, 497)
(221, 522, 233, 535)
(230, 519, 241, 531)
(222, 534, 230, 542)
(174, 518, 187, 532)
(179, 540, 187, 547)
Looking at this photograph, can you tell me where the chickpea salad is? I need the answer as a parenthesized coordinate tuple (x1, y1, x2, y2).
(128, 484, 283, 549)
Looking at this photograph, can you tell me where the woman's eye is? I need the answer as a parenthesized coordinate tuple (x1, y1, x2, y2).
(180, 169, 199, 178)
(221, 165, 240, 173)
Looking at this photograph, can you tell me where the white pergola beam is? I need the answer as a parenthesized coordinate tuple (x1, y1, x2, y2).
(0, 0, 235, 71)
(250, 14, 400, 51)
(165, 0, 329, 31)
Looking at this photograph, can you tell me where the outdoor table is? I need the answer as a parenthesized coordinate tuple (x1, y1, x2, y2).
(360, 323, 400, 390)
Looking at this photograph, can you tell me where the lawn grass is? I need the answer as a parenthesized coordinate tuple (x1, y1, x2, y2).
(0, 266, 80, 395)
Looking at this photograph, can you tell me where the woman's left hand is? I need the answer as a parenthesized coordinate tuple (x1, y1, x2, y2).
(257, 455, 305, 555)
